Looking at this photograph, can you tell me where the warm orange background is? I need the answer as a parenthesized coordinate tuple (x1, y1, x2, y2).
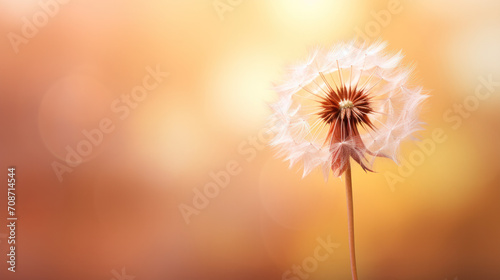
(1, 0, 499, 279)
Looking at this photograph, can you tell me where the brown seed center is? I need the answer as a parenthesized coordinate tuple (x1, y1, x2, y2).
(339, 99, 354, 109)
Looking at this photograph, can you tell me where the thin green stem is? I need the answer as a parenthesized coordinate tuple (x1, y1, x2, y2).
(345, 159, 359, 280)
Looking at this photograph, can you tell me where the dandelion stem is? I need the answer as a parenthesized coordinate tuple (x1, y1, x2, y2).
(345, 159, 359, 280)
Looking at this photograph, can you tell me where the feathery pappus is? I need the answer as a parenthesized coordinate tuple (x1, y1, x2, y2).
(269, 41, 428, 179)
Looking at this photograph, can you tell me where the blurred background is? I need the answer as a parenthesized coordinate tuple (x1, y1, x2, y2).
(0, 0, 499, 279)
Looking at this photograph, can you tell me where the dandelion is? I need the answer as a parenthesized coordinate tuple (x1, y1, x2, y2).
(269, 41, 427, 280)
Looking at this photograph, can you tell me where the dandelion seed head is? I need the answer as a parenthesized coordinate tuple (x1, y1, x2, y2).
(268, 40, 428, 180)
